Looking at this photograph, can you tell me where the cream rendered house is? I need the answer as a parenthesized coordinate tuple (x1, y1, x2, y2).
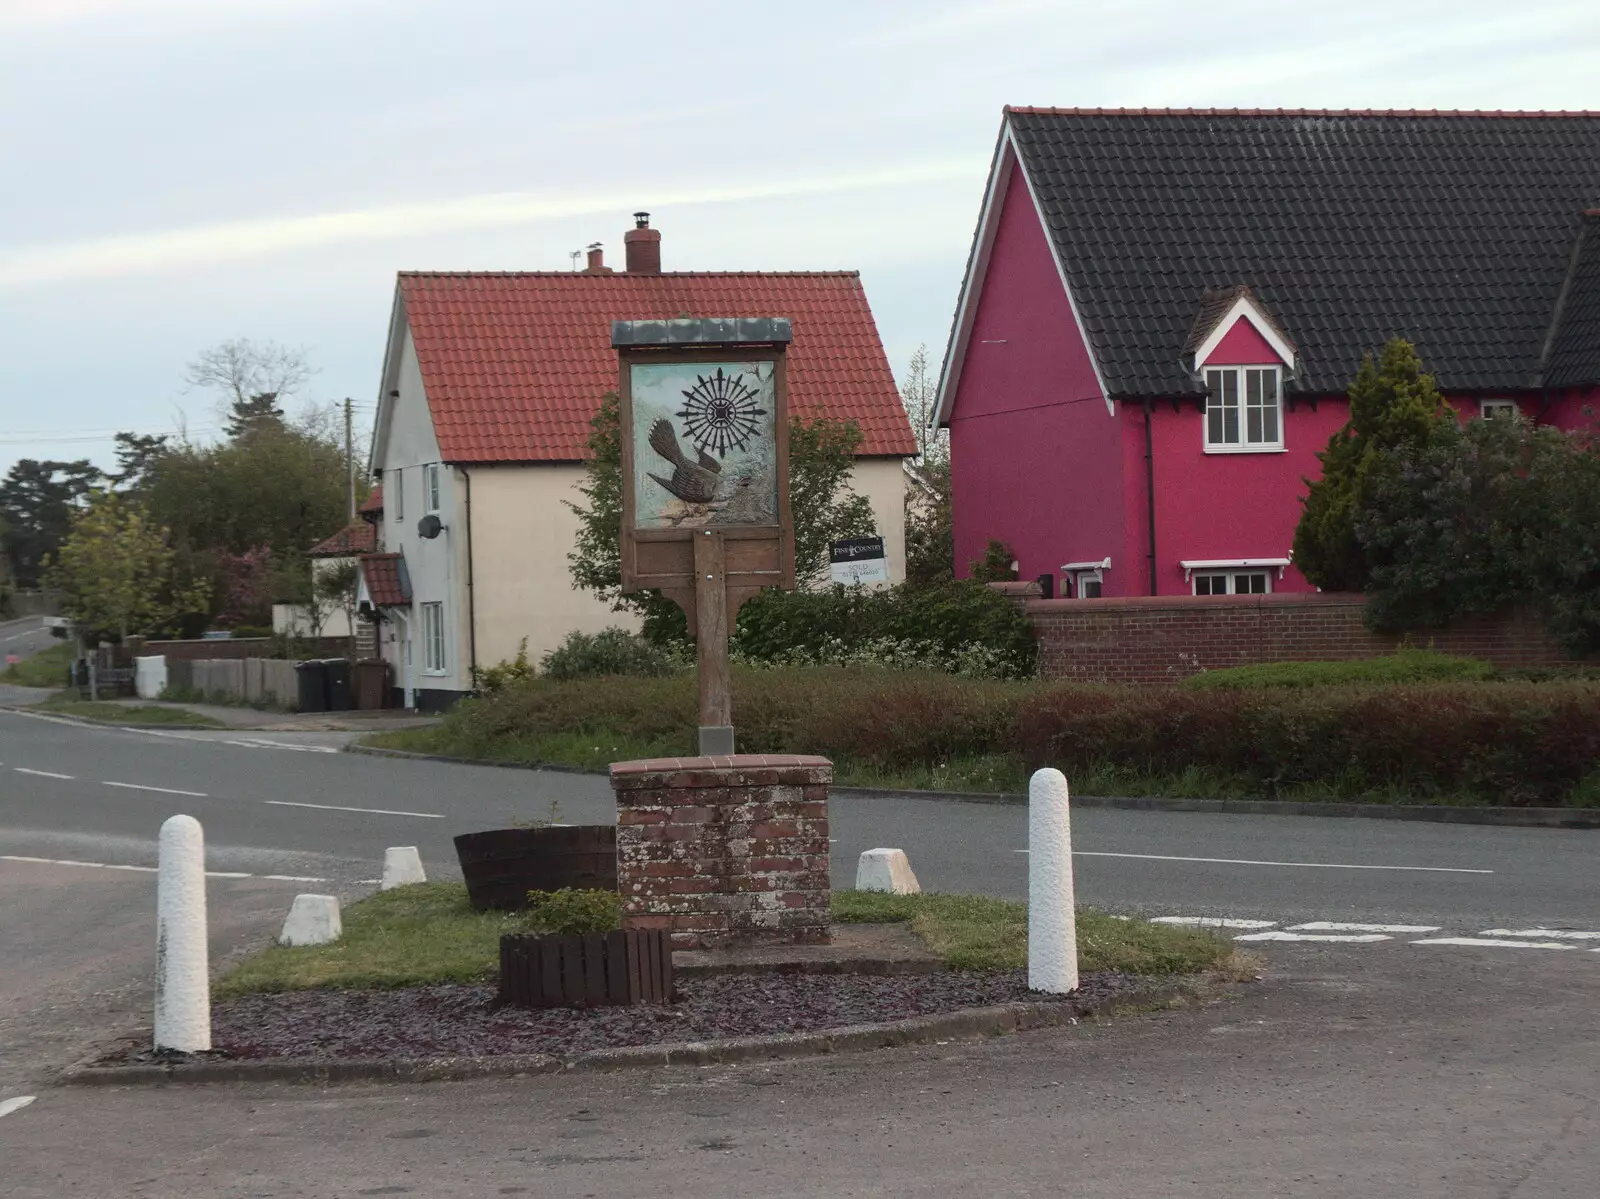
(365, 215, 916, 710)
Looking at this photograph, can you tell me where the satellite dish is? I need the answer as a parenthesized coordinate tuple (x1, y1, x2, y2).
(417, 514, 443, 539)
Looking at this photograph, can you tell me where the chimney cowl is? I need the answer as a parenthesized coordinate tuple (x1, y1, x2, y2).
(624, 213, 662, 274)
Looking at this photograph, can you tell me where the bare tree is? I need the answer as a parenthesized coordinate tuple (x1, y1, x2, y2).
(186, 340, 316, 436)
(899, 344, 947, 466)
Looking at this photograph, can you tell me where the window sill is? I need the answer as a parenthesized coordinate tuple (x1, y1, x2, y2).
(1203, 444, 1287, 455)
(421, 670, 448, 678)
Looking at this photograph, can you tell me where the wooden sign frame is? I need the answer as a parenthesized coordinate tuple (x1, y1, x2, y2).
(613, 321, 797, 752)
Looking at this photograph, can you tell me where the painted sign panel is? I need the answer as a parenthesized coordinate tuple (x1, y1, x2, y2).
(830, 535, 888, 586)
(630, 360, 779, 530)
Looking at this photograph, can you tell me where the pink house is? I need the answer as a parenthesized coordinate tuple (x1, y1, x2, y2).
(935, 108, 1600, 599)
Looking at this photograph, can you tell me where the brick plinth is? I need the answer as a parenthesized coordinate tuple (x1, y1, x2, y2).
(610, 754, 832, 950)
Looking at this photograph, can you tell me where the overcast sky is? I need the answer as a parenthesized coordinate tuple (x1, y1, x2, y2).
(2, 0, 1596, 475)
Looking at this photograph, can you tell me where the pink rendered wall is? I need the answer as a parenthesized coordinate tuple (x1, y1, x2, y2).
(1199, 319, 1283, 367)
(948, 156, 1123, 590)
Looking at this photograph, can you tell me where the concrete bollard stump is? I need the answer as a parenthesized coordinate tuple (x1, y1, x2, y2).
(381, 846, 427, 890)
(154, 814, 211, 1052)
(855, 848, 920, 894)
(280, 894, 342, 946)
(1027, 767, 1079, 994)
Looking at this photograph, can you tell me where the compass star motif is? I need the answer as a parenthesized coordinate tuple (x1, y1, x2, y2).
(675, 367, 767, 458)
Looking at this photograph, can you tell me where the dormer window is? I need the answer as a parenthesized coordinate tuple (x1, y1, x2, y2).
(1204, 366, 1283, 451)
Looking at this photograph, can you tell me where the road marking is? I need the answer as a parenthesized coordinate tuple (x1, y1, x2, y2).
(226, 739, 339, 753)
(1150, 916, 1278, 930)
(1235, 930, 1393, 943)
(104, 781, 209, 798)
(1289, 921, 1442, 934)
(1013, 850, 1492, 874)
(1412, 937, 1577, 950)
(1480, 928, 1600, 941)
(0, 855, 324, 882)
(0, 1095, 37, 1119)
(14, 767, 73, 779)
(265, 800, 445, 818)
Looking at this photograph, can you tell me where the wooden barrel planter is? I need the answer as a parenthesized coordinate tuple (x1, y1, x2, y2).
(497, 929, 674, 1009)
(453, 825, 617, 911)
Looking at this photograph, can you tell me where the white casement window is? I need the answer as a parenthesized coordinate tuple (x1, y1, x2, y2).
(393, 469, 404, 522)
(1072, 570, 1103, 598)
(1204, 366, 1284, 452)
(421, 601, 445, 674)
(424, 463, 442, 514)
(1480, 399, 1518, 421)
(1192, 570, 1271, 596)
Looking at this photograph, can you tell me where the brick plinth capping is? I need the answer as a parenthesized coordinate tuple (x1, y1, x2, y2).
(1025, 593, 1590, 685)
(610, 754, 832, 950)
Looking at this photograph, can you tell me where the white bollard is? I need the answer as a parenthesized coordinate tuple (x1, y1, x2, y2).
(855, 848, 920, 894)
(154, 814, 211, 1052)
(1028, 768, 1078, 994)
(380, 846, 426, 890)
(279, 894, 342, 946)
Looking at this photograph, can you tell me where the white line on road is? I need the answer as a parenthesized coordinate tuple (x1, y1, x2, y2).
(265, 800, 445, 818)
(104, 781, 209, 798)
(0, 854, 325, 882)
(1289, 921, 1442, 934)
(226, 739, 339, 753)
(1235, 930, 1393, 943)
(14, 767, 73, 779)
(1012, 849, 1492, 874)
(1150, 916, 1278, 929)
(1480, 928, 1600, 940)
(0, 1095, 37, 1119)
(1412, 937, 1577, 950)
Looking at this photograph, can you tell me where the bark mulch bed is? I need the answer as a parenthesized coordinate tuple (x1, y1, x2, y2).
(101, 970, 1147, 1064)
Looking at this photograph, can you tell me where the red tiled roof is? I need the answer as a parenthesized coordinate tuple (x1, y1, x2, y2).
(308, 520, 376, 558)
(359, 484, 383, 514)
(397, 272, 918, 463)
(359, 553, 409, 607)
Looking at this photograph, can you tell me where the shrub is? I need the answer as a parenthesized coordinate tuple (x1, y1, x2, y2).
(474, 638, 536, 694)
(1181, 650, 1495, 690)
(539, 627, 682, 681)
(733, 579, 1036, 679)
(523, 888, 622, 936)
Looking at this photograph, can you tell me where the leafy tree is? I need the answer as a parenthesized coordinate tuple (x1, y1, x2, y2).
(566, 392, 880, 642)
(0, 458, 102, 587)
(1358, 415, 1600, 654)
(1293, 338, 1453, 590)
(898, 343, 948, 467)
(214, 545, 276, 627)
(311, 558, 362, 645)
(904, 457, 953, 587)
(46, 491, 211, 639)
(968, 538, 1018, 583)
(110, 432, 170, 494)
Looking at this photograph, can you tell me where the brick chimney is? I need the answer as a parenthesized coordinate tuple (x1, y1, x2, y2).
(624, 211, 661, 274)
(584, 242, 613, 274)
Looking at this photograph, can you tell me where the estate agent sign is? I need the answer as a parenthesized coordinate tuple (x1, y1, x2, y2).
(614, 318, 797, 754)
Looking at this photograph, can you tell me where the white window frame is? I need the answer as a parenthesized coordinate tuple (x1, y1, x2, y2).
(420, 601, 446, 675)
(1061, 558, 1111, 600)
(424, 463, 442, 514)
(1479, 399, 1519, 421)
(392, 468, 404, 522)
(1073, 570, 1103, 598)
(1204, 366, 1285, 453)
(1192, 569, 1272, 596)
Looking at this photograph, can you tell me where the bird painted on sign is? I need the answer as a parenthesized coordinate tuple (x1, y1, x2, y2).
(647, 418, 721, 504)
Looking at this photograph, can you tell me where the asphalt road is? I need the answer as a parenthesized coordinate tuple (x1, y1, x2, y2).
(2, 707, 1596, 929)
(0, 616, 60, 665)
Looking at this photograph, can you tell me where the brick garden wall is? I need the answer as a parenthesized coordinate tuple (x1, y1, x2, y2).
(1025, 592, 1580, 685)
(610, 755, 832, 950)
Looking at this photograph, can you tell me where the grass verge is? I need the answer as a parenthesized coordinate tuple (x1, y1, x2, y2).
(39, 698, 226, 727)
(217, 882, 1238, 997)
(0, 642, 73, 688)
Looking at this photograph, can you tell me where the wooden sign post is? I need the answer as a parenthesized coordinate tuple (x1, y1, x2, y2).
(613, 318, 796, 755)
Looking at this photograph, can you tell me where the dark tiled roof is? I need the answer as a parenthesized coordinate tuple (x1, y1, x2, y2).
(359, 553, 410, 607)
(1004, 109, 1600, 395)
(1544, 212, 1600, 388)
(308, 520, 376, 558)
(1180, 285, 1294, 360)
(397, 272, 917, 462)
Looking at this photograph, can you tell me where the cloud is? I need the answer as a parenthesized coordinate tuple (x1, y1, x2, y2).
(0, 157, 981, 287)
